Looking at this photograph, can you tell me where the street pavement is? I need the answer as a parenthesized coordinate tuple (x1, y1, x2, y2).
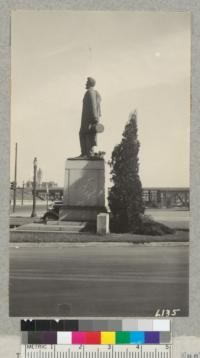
(10, 202, 189, 230)
(10, 201, 47, 217)
(9, 243, 189, 317)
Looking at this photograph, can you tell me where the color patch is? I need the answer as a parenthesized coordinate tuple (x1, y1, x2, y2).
(138, 320, 153, 331)
(153, 320, 170, 332)
(64, 320, 79, 331)
(72, 332, 86, 344)
(145, 332, 160, 344)
(50, 320, 64, 331)
(35, 320, 51, 331)
(101, 332, 116, 345)
(21, 332, 28, 344)
(159, 331, 171, 344)
(57, 332, 72, 344)
(21, 320, 35, 331)
(116, 331, 130, 344)
(122, 319, 138, 331)
(130, 332, 145, 344)
(85, 332, 101, 344)
(28, 331, 42, 344)
(93, 320, 108, 331)
(40, 331, 57, 344)
(79, 321, 94, 331)
(107, 320, 122, 331)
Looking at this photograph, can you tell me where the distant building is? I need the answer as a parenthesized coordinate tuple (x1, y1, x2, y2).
(36, 168, 43, 187)
(41, 181, 58, 189)
(25, 180, 32, 188)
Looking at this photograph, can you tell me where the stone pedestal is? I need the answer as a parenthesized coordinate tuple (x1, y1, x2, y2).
(59, 158, 107, 221)
(97, 213, 110, 235)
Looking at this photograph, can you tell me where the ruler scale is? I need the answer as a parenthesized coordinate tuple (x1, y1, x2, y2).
(21, 345, 172, 358)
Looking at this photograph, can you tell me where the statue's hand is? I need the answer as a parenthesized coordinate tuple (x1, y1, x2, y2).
(92, 117, 98, 124)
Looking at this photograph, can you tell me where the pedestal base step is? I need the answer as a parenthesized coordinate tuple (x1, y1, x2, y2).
(13, 221, 96, 233)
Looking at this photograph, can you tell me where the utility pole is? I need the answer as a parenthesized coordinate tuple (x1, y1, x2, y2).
(21, 181, 25, 206)
(31, 157, 37, 217)
(13, 142, 18, 212)
(46, 183, 49, 210)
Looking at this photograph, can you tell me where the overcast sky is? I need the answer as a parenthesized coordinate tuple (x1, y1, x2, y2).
(11, 11, 190, 187)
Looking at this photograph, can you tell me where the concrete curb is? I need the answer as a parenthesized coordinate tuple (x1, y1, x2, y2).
(10, 241, 189, 248)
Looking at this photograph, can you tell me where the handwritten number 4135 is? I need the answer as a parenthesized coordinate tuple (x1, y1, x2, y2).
(155, 309, 181, 317)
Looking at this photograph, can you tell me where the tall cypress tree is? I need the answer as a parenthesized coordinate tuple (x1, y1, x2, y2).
(108, 111, 145, 233)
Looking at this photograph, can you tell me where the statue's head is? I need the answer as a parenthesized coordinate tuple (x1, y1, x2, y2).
(86, 77, 96, 89)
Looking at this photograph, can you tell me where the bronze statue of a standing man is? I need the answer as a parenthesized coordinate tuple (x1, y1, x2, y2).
(79, 77, 102, 157)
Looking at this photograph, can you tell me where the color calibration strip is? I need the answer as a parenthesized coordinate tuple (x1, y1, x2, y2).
(21, 319, 170, 332)
(21, 330, 171, 345)
(21, 320, 172, 358)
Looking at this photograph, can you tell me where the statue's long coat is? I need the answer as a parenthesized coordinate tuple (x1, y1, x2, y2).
(80, 88, 101, 133)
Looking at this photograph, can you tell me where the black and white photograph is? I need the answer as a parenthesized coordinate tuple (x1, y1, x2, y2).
(9, 11, 190, 317)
